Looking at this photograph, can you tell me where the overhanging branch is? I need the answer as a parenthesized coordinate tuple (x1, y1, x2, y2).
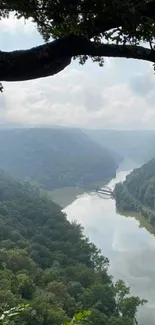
(0, 36, 155, 82)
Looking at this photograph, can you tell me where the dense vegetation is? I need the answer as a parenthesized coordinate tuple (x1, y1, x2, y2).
(114, 158, 155, 225)
(0, 128, 120, 190)
(1, 1, 155, 82)
(0, 169, 145, 325)
(86, 130, 155, 164)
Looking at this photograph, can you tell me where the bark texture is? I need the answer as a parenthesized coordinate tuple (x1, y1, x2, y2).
(1, 35, 155, 81)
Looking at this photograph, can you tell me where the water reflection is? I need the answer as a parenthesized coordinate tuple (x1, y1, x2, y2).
(64, 170, 155, 325)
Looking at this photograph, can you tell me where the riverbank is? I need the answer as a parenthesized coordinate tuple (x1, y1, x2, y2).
(49, 177, 112, 208)
(64, 169, 155, 325)
(48, 159, 138, 208)
(119, 210, 155, 236)
(48, 186, 87, 208)
(115, 183, 155, 226)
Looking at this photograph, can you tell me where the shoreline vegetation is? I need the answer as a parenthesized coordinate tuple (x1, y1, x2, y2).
(118, 209, 155, 237)
(49, 177, 113, 208)
(0, 169, 146, 325)
(114, 159, 155, 227)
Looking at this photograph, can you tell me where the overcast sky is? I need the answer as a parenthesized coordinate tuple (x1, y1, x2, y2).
(0, 15, 155, 129)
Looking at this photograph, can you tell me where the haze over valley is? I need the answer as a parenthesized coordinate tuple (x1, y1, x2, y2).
(0, 123, 155, 325)
(2, 6, 155, 325)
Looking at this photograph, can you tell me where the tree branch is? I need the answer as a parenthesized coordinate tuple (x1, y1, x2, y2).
(0, 36, 155, 82)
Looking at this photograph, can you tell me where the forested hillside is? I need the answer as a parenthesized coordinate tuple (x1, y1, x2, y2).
(114, 159, 155, 225)
(0, 128, 120, 190)
(86, 129, 155, 164)
(0, 170, 144, 325)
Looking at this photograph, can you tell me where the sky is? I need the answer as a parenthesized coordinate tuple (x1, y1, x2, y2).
(0, 15, 155, 129)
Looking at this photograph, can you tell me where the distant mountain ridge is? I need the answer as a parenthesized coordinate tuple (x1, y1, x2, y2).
(0, 128, 120, 190)
(2, 125, 155, 163)
(85, 129, 155, 164)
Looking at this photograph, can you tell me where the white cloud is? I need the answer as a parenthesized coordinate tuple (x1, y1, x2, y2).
(0, 14, 36, 34)
(0, 62, 154, 129)
(0, 16, 155, 129)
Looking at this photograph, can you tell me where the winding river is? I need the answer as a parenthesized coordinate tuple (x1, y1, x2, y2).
(62, 169, 155, 325)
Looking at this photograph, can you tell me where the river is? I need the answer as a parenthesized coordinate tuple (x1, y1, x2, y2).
(62, 169, 155, 325)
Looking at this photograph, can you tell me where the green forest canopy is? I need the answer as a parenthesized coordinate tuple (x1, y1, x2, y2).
(0, 128, 120, 190)
(0, 1, 155, 81)
(114, 158, 155, 225)
(0, 169, 146, 325)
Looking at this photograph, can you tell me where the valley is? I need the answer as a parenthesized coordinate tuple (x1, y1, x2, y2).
(0, 128, 120, 190)
(0, 127, 155, 325)
(64, 169, 155, 325)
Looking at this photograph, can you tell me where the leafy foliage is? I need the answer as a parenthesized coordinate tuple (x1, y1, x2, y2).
(63, 310, 91, 325)
(0, 0, 154, 42)
(0, 169, 146, 325)
(1, 1, 155, 67)
(0, 304, 30, 325)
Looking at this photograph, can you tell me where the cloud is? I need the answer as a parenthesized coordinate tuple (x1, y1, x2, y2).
(0, 16, 155, 129)
(0, 14, 43, 51)
(0, 14, 36, 35)
(83, 87, 104, 111)
(129, 72, 155, 96)
(0, 60, 155, 129)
